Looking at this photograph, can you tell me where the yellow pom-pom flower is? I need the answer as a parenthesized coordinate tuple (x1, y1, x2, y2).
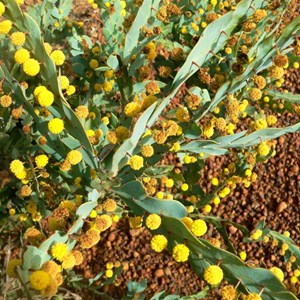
(61, 253, 76, 269)
(23, 58, 40, 76)
(10, 159, 25, 175)
(251, 229, 262, 240)
(37, 89, 54, 107)
(14, 48, 30, 64)
(145, 214, 161, 230)
(150, 235, 168, 252)
(35, 154, 49, 168)
(191, 219, 207, 237)
(10, 31, 26, 46)
(51, 242, 68, 261)
(75, 105, 89, 118)
(0, 2, 5, 16)
(66, 150, 82, 165)
(0, 95, 12, 107)
(106, 269, 113, 278)
(44, 42, 52, 55)
(239, 251, 247, 261)
(66, 85, 76, 95)
(172, 244, 190, 262)
(50, 50, 65, 66)
(34, 86, 47, 97)
(245, 293, 262, 300)
(221, 285, 238, 300)
(270, 266, 284, 282)
(141, 145, 154, 157)
(59, 75, 69, 90)
(6, 259, 23, 278)
(204, 265, 224, 285)
(128, 155, 144, 170)
(29, 270, 50, 290)
(48, 118, 64, 134)
(0, 20, 12, 34)
(257, 141, 270, 157)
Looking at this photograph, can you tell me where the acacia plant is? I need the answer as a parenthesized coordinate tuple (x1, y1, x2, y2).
(1, 0, 300, 299)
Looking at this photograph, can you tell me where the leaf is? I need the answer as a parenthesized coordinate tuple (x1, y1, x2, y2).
(122, 0, 154, 64)
(268, 89, 300, 103)
(114, 181, 187, 218)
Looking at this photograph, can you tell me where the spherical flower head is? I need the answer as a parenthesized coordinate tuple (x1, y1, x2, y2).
(66, 150, 82, 165)
(181, 183, 189, 191)
(191, 219, 207, 237)
(141, 144, 154, 157)
(35, 154, 49, 168)
(204, 265, 223, 285)
(103, 198, 117, 212)
(66, 85, 76, 95)
(79, 229, 100, 249)
(105, 269, 113, 278)
(181, 217, 193, 230)
(245, 294, 262, 300)
(270, 266, 284, 282)
(0, 95, 12, 107)
(124, 101, 141, 117)
(59, 75, 69, 90)
(23, 58, 40, 76)
(6, 259, 22, 278)
(50, 50, 65, 66)
(172, 244, 190, 262)
(10, 31, 26, 46)
(20, 184, 32, 197)
(128, 155, 144, 170)
(44, 42, 52, 55)
(257, 142, 270, 157)
(10, 159, 25, 174)
(48, 118, 64, 134)
(150, 235, 168, 252)
(75, 105, 89, 118)
(129, 216, 143, 229)
(221, 285, 237, 300)
(0, 20, 12, 35)
(115, 126, 129, 142)
(14, 48, 30, 64)
(239, 251, 247, 261)
(249, 88, 262, 101)
(251, 229, 263, 240)
(37, 89, 54, 107)
(51, 242, 69, 261)
(89, 58, 99, 69)
(61, 253, 76, 269)
(34, 86, 47, 98)
(107, 131, 118, 144)
(145, 213, 161, 230)
(29, 270, 50, 290)
(94, 214, 113, 231)
(72, 250, 84, 266)
(0, 2, 5, 16)
(41, 261, 61, 277)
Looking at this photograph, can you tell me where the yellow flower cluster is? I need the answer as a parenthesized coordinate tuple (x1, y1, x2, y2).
(204, 265, 224, 285)
(172, 244, 190, 262)
(128, 155, 144, 170)
(10, 159, 27, 180)
(145, 214, 161, 230)
(48, 118, 64, 134)
(150, 235, 168, 252)
(50, 50, 65, 66)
